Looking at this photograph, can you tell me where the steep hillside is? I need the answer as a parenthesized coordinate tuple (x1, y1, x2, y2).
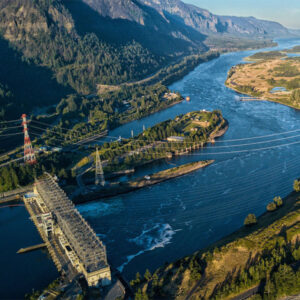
(64, 0, 207, 55)
(0, 0, 288, 100)
(0, 37, 72, 120)
(140, 0, 291, 38)
(0, 0, 290, 121)
(0, 0, 173, 96)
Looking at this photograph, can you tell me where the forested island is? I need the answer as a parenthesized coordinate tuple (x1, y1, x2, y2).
(226, 47, 300, 109)
(76, 110, 227, 175)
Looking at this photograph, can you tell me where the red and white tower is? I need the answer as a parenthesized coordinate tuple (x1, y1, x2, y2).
(22, 114, 37, 165)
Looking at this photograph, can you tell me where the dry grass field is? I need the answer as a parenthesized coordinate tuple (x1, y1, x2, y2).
(226, 53, 300, 109)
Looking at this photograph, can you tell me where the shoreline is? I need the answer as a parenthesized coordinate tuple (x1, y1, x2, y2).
(136, 186, 300, 299)
(73, 117, 229, 203)
(74, 160, 214, 203)
(226, 83, 300, 110)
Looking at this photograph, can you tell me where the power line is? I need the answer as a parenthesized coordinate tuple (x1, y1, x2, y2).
(107, 133, 300, 151)
(108, 128, 300, 144)
(0, 125, 23, 130)
(0, 132, 23, 137)
(30, 124, 107, 144)
(76, 153, 300, 218)
(30, 119, 72, 132)
(31, 118, 300, 146)
(0, 119, 21, 124)
(184, 139, 300, 155)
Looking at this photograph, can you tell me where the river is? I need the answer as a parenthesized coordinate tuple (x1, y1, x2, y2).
(1, 38, 300, 299)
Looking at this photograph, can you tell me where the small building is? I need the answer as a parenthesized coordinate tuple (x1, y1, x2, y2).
(167, 136, 185, 142)
(39, 146, 49, 152)
(52, 147, 62, 152)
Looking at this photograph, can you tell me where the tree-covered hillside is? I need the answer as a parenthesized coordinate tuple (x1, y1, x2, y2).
(0, 0, 168, 95)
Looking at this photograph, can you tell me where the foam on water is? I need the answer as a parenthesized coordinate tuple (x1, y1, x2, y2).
(118, 223, 177, 272)
(77, 199, 123, 218)
(222, 188, 232, 195)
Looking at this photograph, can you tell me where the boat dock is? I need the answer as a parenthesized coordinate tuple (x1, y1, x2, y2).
(17, 243, 46, 254)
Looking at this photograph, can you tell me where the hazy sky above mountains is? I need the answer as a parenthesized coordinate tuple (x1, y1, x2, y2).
(183, 0, 300, 29)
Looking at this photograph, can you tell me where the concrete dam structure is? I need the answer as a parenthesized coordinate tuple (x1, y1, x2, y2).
(23, 173, 111, 287)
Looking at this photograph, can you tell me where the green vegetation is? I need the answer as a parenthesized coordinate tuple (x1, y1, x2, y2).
(0, 82, 14, 120)
(1, 111, 226, 194)
(0, 0, 165, 95)
(294, 179, 300, 192)
(205, 36, 277, 52)
(0, 152, 76, 193)
(0, 36, 73, 121)
(133, 181, 300, 299)
(78, 110, 226, 175)
(247, 51, 285, 61)
(32, 84, 181, 145)
(226, 55, 300, 109)
(285, 45, 300, 53)
(290, 89, 300, 104)
(25, 278, 61, 300)
(266, 202, 277, 212)
(274, 196, 283, 207)
(137, 52, 220, 86)
(235, 85, 263, 97)
(273, 62, 300, 77)
(244, 214, 257, 226)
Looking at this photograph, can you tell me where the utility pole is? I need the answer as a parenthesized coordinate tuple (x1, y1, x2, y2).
(95, 147, 105, 186)
(21, 114, 37, 165)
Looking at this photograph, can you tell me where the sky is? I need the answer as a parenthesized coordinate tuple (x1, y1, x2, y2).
(183, 0, 300, 29)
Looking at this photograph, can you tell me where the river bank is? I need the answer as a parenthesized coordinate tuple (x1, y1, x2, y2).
(133, 182, 300, 299)
(74, 160, 214, 203)
(225, 48, 300, 110)
(73, 111, 228, 202)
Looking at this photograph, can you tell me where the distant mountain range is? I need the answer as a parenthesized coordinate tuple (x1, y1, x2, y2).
(64, 0, 295, 56)
(139, 0, 291, 38)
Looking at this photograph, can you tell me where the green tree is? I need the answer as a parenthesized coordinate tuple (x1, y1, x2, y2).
(244, 214, 257, 226)
(144, 269, 152, 282)
(293, 179, 300, 192)
(267, 202, 277, 212)
(273, 196, 283, 207)
(135, 289, 149, 300)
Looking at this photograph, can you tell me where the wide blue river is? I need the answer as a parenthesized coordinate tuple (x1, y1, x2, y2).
(1, 38, 300, 299)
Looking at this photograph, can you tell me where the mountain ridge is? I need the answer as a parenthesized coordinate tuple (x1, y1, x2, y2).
(0, 0, 293, 120)
(139, 0, 292, 38)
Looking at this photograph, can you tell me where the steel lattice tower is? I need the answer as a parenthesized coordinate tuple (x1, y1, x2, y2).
(22, 114, 37, 165)
(95, 147, 105, 186)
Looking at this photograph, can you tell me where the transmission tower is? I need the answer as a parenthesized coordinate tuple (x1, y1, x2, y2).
(95, 147, 105, 186)
(21, 114, 37, 165)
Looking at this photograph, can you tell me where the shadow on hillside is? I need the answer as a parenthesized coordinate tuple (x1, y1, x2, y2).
(64, 0, 207, 56)
(0, 38, 73, 118)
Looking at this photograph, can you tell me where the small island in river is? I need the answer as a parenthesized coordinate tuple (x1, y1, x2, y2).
(75, 160, 214, 202)
(226, 46, 300, 109)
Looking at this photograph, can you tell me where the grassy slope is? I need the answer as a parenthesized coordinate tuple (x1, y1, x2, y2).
(135, 189, 300, 299)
